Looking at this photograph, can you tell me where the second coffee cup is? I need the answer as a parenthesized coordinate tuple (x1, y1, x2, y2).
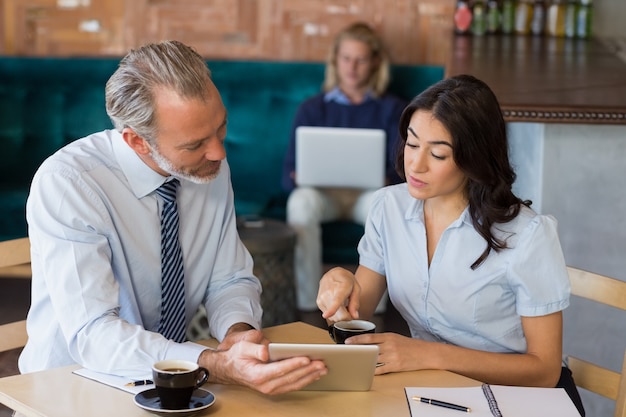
(328, 319, 376, 344)
(152, 359, 209, 410)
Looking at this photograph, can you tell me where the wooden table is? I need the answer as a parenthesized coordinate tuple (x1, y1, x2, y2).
(0, 322, 480, 417)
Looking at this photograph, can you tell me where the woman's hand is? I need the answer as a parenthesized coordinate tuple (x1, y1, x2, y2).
(316, 267, 361, 322)
(346, 312, 564, 387)
(345, 332, 428, 375)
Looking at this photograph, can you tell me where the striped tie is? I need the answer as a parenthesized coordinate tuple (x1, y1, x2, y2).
(156, 179, 186, 342)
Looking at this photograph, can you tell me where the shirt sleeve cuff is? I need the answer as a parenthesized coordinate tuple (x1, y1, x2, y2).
(164, 341, 212, 364)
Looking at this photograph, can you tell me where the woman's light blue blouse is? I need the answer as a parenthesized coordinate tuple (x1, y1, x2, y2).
(358, 184, 570, 353)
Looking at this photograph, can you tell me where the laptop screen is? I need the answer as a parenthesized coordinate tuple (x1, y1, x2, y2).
(295, 126, 386, 189)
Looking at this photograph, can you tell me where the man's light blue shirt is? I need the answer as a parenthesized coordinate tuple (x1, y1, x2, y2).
(359, 184, 570, 353)
(20, 130, 262, 377)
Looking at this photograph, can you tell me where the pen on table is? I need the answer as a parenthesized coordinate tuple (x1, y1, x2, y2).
(125, 379, 154, 387)
(412, 396, 471, 413)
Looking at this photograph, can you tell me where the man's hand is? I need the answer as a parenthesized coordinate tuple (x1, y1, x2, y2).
(199, 341, 327, 395)
(219, 323, 266, 350)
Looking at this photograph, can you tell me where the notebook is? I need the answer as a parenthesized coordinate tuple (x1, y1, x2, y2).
(405, 384, 581, 416)
(268, 343, 379, 391)
(295, 126, 386, 189)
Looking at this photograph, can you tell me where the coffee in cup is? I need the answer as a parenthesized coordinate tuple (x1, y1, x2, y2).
(152, 359, 209, 409)
(328, 319, 376, 344)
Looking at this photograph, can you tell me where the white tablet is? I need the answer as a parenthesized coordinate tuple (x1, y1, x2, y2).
(268, 343, 379, 391)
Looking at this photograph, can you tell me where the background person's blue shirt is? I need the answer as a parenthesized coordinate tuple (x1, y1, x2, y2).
(358, 184, 570, 353)
(323, 86, 376, 105)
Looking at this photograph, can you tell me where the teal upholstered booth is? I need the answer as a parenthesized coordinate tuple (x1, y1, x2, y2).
(0, 57, 443, 263)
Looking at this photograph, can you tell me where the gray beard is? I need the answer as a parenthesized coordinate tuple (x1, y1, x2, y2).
(149, 147, 220, 184)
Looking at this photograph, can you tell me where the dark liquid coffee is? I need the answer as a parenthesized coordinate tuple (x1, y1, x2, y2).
(330, 320, 376, 344)
(339, 325, 366, 331)
(162, 368, 189, 372)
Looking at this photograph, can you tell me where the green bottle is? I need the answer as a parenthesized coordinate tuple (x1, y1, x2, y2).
(576, 0, 593, 39)
(486, 0, 502, 34)
(472, 0, 488, 36)
(501, 0, 517, 35)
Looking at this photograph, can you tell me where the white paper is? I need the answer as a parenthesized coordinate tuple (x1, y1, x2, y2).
(72, 368, 153, 395)
(405, 385, 581, 416)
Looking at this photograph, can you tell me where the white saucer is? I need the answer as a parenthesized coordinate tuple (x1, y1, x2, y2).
(133, 388, 215, 417)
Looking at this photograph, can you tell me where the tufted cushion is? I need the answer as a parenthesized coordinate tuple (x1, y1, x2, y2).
(0, 58, 118, 239)
(210, 61, 324, 216)
(0, 57, 443, 264)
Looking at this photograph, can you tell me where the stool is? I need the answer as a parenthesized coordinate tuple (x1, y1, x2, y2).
(238, 218, 297, 327)
(186, 218, 297, 341)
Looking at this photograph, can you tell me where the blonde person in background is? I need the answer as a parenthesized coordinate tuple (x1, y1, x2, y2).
(281, 22, 407, 313)
(316, 75, 585, 416)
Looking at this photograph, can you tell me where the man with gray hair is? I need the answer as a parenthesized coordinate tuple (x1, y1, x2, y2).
(19, 40, 326, 395)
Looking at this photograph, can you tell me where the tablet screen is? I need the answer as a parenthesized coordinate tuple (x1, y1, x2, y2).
(268, 343, 379, 391)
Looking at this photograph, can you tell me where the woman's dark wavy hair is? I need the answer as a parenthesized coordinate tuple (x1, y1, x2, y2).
(395, 74, 531, 269)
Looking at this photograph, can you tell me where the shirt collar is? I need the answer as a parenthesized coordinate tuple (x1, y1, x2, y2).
(405, 197, 472, 228)
(111, 130, 172, 199)
(324, 87, 376, 105)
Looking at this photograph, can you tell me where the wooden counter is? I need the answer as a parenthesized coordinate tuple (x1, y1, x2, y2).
(446, 35, 626, 125)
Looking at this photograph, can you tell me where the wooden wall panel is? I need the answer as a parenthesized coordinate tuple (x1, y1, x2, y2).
(127, 0, 266, 59)
(1, 0, 125, 56)
(0, 0, 455, 65)
(258, 0, 454, 64)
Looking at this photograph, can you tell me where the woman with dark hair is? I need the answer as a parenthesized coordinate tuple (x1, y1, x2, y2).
(316, 74, 584, 415)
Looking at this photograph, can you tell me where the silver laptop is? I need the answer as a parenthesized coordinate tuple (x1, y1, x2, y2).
(295, 126, 386, 189)
(268, 343, 379, 391)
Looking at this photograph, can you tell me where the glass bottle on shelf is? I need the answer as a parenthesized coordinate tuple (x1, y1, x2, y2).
(454, 0, 473, 35)
(576, 0, 593, 39)
(530, 0, 546, 36)
(515, 0, 534, 35)
(547, 0, 566, 37)
(486, 0, 502, 34)
(472, 0, 488, 36)
(564, 0, 578, 38)
(501, 0, 517, 35)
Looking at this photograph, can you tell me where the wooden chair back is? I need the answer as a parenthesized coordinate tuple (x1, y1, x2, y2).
(0, 237, 31, 352)
(567, 266, 626, 417)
